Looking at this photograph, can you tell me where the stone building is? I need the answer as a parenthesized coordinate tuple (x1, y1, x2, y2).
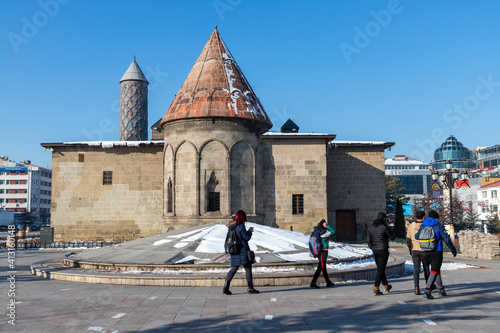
(42, 28, 393, 243)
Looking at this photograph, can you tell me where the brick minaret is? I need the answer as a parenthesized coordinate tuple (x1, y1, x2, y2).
(120, 57, 149, 141)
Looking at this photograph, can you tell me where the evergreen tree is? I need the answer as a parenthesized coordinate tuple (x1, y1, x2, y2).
(459, 202, 480, 232)
(442, 193, 466, 226)
(485, 211, 500, 234)
(386, 176, 408, 214)
(394, 199, 406, 238)
(385, 176, 408, 236)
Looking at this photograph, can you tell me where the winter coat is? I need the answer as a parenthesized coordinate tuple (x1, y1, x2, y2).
(415, 217, 456, 253)
(367, 218, 396, 251)
(315, 225, 335, 250)
(406, 221, 424, 252)
(226, 221, 253, 266)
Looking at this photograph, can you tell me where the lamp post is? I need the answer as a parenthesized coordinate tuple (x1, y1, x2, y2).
(431, 159, 469, 226)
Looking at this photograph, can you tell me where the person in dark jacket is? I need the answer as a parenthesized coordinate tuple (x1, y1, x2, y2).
(406, 210, 430, 295)
(222, 210, 259, 295)
(415, 210, 457, 299)
(367, 212, 396, 296)
(310, 219, 336, 289)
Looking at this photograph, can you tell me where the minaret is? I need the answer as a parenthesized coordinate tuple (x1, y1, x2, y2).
(119, 57, 149, 141)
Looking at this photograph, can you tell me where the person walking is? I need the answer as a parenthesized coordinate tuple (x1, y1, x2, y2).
(222, 210, 259, 295)
(406, 210, 430, 295)
(416, 210, 457, 299)
(367, 212, 396, 296)
(310, 219, 336, 289)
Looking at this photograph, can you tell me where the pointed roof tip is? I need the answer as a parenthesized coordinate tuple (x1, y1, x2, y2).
(161, 28, 272, 129)
(214, 25, 217, 31)
(120, 57, 149, 83)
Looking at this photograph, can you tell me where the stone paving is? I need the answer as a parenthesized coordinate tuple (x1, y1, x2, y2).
(1, 244, 500, 332)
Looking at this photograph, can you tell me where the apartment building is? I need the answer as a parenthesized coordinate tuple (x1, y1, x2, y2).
(0, 156, 52, 223)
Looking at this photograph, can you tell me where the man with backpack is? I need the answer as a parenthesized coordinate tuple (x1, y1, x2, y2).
(416, 210, 457, 299)
(406, 210, 431, 295)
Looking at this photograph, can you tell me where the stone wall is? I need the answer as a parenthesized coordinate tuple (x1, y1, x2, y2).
(327, 145, 387, 241)
(50, 144, 164, 242)
(260, 138, 328, 234)
(458, 230, 500, 259)
(162, 118, 263, 229)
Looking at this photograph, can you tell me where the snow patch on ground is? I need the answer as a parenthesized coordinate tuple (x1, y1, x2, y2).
(152, 239, 172, 246)
(404, 260, 477, 274)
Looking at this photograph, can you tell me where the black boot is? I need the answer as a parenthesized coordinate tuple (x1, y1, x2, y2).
(247, 281, 259, 294)
(310, 282, 320, 289)
(423, 288, 434, 299)
(222, 280, 232, 295)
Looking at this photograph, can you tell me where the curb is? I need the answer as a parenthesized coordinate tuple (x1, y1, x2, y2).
(30, 256, 406, 287)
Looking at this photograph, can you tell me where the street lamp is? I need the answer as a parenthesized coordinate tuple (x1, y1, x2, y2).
(431, 159, 469, 226)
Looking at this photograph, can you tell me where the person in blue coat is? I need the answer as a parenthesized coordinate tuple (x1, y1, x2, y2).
(416, 210, 457, 299)
(222, 210, 259, 295)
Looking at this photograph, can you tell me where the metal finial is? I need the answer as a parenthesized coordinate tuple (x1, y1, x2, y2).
(215, 25, 218, 30)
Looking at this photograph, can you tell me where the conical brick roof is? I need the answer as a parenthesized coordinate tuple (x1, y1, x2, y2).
(161, 27, 272, 128)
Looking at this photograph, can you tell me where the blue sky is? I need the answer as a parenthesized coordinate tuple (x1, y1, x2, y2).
(1, 0, 500, 168)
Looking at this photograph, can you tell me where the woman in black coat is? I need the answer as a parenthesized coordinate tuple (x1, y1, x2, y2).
(367, 212, 396, 296)
(222, 210, 259, 295)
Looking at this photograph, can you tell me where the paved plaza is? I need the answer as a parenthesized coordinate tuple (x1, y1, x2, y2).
(1, 244, 500, 332)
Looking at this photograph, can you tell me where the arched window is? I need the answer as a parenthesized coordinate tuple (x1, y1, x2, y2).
(167, 177, 173, 213)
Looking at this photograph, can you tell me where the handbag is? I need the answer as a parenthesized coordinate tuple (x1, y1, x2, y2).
(246, 250, 256, 263)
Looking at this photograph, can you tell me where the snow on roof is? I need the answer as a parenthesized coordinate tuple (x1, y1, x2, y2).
(385, 158, 429, 165)
(42, 141, 164, 149)
(262, 131, 333, 136)
(331, 140, 395, 148)
(333, 140, 385, 144)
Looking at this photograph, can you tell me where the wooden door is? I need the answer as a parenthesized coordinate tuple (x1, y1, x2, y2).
(336, 210, 356, 241)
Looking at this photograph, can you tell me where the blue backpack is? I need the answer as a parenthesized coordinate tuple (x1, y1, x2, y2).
(308, 229, 323, 257)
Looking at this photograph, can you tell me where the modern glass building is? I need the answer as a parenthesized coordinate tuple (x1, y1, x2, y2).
(476, 144, 500, 169)
(385, 155, 431, 196)
(432, 135, 475, 171)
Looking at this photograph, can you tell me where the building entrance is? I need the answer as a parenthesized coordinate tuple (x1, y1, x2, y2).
(335, 210, 356, 241)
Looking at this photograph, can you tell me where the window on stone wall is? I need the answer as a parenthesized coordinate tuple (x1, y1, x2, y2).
(292, 194, 304, 214)
(103, 171, 113, 185)
(167, 178, 173, 213)
(208, 192, 220, 212)
(79, 154, 85, 163)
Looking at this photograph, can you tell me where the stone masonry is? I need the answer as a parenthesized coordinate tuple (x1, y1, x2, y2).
(458, 230, 500, 259)
(50, 144, 164, 242)
(260, 136, 329, 234)
(327, 144, 388, 241)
